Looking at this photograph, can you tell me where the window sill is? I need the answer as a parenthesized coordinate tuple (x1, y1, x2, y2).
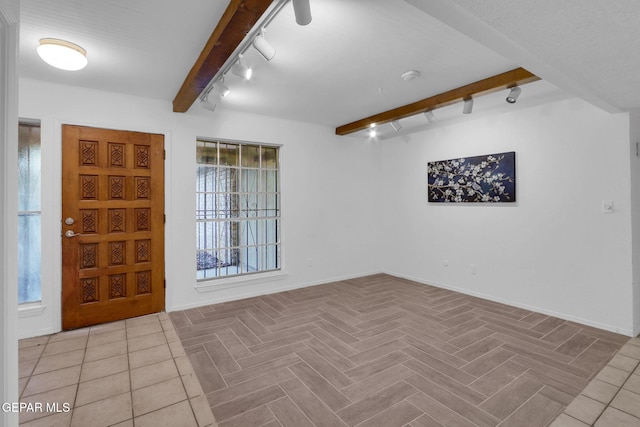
(195, 270, 289, 293)
(18, 302, 47, 318)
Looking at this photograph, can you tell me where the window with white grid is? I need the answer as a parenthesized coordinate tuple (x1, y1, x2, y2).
(196, 139, 281, 280)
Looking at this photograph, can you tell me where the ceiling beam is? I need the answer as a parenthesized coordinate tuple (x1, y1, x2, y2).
(172, 0, 273, 113)
(335, 67, 540, 136)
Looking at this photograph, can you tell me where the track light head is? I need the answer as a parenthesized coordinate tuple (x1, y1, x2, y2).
(368, 123, 377, 138)
(463, 98, 473, 114)
(391, 120, 402, 132)
(424, 110, 435, 123)
(253, 34, 276, 61)
(292, 0, 312, 25)
(231, 58, 252, 80)
(217, 79, 230, 97)
(201, 96, 217, 112)
(506, 86, 521, 103)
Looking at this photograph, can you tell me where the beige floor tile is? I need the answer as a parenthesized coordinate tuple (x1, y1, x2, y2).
(596, 365, 631, 387)
(190, 395, 217, 427)
(111, 420, 134, 427)
(163, 328, 179, 343)
(32, 349, 85, 375)
(87, 328, 127, 348)
(126, 314, 160, 328)
(169, 339, 186, 358)
(611, 388, 640, 418)
(564, 395, 606, 425)
(130, 359, 179, 390)
(71, 392, 132, 427)
(18, 384, 77, 423)
(19, 411, 72, 427)
(19, 345, 45, 362)
(608, 353, 640, 373)
(624, 373, 640, 395)
(22, 365, 82, 397)
(48, 328, 89, 343)
(595, 407, 640, 427)
(84, 340, 128, 363)
(129, 343, 172, 369)
(19, 335, 49, 349)
(581, 379, 620, 404)
(629, 337, 640, 347)
(89, 320, 126, 335)
(41, 336, 87, 357)
(175, 356, 205, 398)
(127, 331, 166, 352)
(132, 377, 188, 417)
(19, 358, 37, 379)
(620, 343, 640, 360)
(80, 354, 129, 382)
(75, 370, 130, 407)
(19, 377, 28, 396)
(134, 400, 198, 427)
(549, 413, 591, 426)
(127, 322, 163, 339)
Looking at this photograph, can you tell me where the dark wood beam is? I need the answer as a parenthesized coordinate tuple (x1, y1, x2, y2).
(335, 67, 540, 136)
(172, 0, 273, 113)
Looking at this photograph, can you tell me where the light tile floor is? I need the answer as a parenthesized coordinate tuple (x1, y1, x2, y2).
(18, 312, 218, 427)
(551, 337, 640, 427)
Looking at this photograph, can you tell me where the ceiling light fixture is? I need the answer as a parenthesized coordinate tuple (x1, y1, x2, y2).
(200, 87, 217, 112)
(391, 120, 402, 132)
(424, 110, 435, 123)
(401, 70, 421, 81)
(253, 32, 276, 61)
(292, 0, 312, 25)
(463, 98, 473, 114)
(231, 57, 252, 80)
(37, 38, 88, 71)
(368, 123, 377, 138)
(217, 78, 230, 97)
(506, 86, 521, 103)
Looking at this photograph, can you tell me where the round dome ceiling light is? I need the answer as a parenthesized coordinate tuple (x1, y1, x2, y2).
(37, 38, 88, 71)
(401, 70, 421, 81)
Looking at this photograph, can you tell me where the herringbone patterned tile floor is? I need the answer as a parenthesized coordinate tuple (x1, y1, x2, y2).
(170, 274, 629, 427)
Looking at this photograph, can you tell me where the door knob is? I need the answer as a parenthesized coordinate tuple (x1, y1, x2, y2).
(65, 230, 81, 238)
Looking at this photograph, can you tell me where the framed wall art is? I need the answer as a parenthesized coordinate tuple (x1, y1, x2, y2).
(427, 151, 516, 203)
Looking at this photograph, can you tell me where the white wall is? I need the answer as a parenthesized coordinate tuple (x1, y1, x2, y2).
(1, 0, 20, 423)
(629, 112, 640, 336)
(377, 96, 635, 335)
(18, 78, 381, 337)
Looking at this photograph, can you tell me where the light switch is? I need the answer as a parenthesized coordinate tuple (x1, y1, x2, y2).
(602, 200, 614, 214)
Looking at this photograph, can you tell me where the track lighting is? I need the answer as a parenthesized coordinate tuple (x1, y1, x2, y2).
(292, 0, 312, 26)
(231, 58, 252, 80)
(391, 120, 402, 132)
(463, 98, 473, 114)
(506, 86, 521, 103)
(253, 33, 276, 61)
(424, 110, 435, 123)
(368, 124, 377, 138)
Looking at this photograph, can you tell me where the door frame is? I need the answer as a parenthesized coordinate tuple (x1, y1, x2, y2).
(47, 120, 170, 334)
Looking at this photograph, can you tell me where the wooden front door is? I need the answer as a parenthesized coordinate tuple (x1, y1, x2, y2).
(61, 125, 164, 330)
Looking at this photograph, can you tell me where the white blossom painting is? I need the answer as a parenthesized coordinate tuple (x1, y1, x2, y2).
(427, 152, 516, 203)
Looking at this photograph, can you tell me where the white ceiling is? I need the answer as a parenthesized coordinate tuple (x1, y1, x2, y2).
(19, 0, 640, 133)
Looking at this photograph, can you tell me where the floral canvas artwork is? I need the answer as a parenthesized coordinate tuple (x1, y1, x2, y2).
(427, 151, 516, 203)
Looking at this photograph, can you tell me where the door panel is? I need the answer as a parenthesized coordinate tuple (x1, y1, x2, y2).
(62, 125, 164, 330)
